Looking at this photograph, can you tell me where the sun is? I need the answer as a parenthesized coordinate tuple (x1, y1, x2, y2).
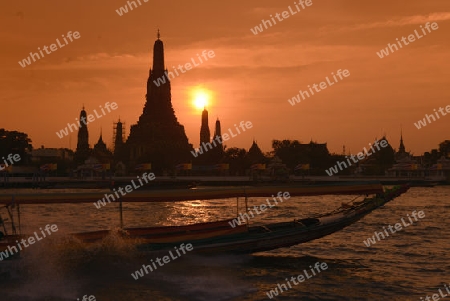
(191, 88, 211, 110)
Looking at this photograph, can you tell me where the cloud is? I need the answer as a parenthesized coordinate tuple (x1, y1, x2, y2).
(354, 12, 450, 30)
(29, 52, 145, 70)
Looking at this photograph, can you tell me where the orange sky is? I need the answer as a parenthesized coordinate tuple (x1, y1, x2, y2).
(1, 0, 449, 155)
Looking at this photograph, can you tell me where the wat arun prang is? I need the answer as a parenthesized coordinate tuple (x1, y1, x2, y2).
(125, 32, 193, 173)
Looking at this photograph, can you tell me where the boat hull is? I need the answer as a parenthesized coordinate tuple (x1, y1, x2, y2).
(136, 185, 409, 254)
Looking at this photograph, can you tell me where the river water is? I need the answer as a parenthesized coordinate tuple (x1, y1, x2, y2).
(0, 186, 448, 300)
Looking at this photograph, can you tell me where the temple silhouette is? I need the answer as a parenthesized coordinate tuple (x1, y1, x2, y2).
(74, 32, 194, 174)
(64, 33, 449, 181)
(124, 31, 193, 172)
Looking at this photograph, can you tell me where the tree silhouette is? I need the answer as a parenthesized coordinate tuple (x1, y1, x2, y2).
(0, 129, 33, 164)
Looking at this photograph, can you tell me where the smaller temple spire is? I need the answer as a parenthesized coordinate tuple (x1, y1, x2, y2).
(214, 118, 222, 141)
(75, 106, 90, 164)
(200, 107, 210, 146)
(157, 29, 160, 40)
(94, 128, 107, 152)
(399, 128, 406, 153)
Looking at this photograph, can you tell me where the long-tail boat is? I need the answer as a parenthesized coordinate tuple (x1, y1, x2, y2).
(133, 184, 410, 254)
(0, 183, 409, 258)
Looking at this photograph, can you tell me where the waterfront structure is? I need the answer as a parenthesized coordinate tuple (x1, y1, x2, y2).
(31, 147, 73, 163)
(388, 133, 425, 177)
(429, 156, 450, 182)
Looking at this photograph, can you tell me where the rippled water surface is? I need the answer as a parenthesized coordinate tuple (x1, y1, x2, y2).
(0, 186, 449, 300)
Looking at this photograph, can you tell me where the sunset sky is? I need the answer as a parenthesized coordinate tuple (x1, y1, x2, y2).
(1, 0, 449, 155)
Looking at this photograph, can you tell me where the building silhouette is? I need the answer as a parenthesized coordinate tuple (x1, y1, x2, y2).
(125, 32, 192, 173)
(113, 119, 126, 163)
(247, 140, 265, 164)
(92, 130, 113, 164)
(398, 131, 406, 153)
(74, 106, 90, 164)
(395, 130, 410, 161)
(209, 118, 224, 162)
(93, 130, 107, 154)
(213, 118, 222, 148)
(200, 108, 211, 146)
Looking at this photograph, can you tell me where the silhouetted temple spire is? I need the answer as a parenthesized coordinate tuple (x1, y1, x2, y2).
(200, 108, 210, 146)
(114, 120, 124, 152)
(248, 140, 265, 163)
(140, 34, 177, 123)
(77, 107, 89, 149)
(94, 129, 108, 153)
(75, 106, 90, 164)
(213, 118, 222, 142)
(113, 119, 127, 162)
(207, 117, 224, 162)
(152, 30, 165, 71)
(399, 130, 406, 153)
